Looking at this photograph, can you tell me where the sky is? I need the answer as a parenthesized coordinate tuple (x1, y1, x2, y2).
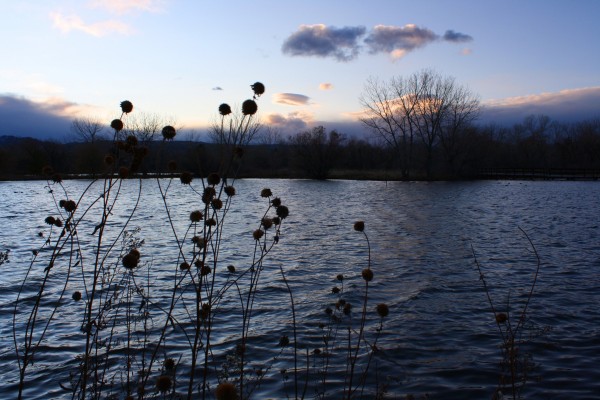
(1, 0, 599, 141)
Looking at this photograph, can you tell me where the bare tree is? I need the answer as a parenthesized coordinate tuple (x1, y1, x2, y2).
(360, 70, 481, 178)
(122, 112, 177, 143)
(256, 125, 284, 145)
(71, 117, 106, 143)
(208, 112, 262, 146)
(289, 126, 345, 179)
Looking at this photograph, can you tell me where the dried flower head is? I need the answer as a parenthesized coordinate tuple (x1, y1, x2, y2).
(251, 82, 265, 97)
(179, 262, 190, 271)
(164, 358, 175, 370)
(271, 197, 281, 207)
(495, 313, 508, 324)
(271, 216, 281, 225)
(276, 205, 289, 219)
(353, 221, 365, 232)
(202, 187, 216, 204)
(332, 286, 340, 294)
(180, 171, 193, 185)
(215, 382, 238, 400)
(260, 188, 272, 198)
(119, 166, 129, 179)
(224, 185, 236, 196)
(45, 216, 56, 225)
(120, 100, 133, 114)
(205, 218, 217, 227)
(200, 265, 211, 276)
(207, 172, 220, 186)
(279, 335, 290, 347)
(261, 217, 273, 230)
(53, 218, 63, 227)
(227, 264, 236, 273)
(111, 119, 124, 132)
(218, 103, 232, 116)
(190, 210, 203, 222)
(72, 291, 82, 301)
(122, 253, 139, 269)
(253, 229, 264, 240)
(212, 198, 223, 210)
(362, 268, 374, 282)
(63, 200, 77, 213)
(162, 125, 176, 140)
(343, 302, 352, 315)
(376, 303, 389, 318)
(155, 375, 172, 393)
(336, 274, 344, 281)
(242, 99, 258, 115)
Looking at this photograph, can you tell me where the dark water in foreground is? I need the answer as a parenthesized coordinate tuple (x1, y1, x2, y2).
(0, 179, 599, 399)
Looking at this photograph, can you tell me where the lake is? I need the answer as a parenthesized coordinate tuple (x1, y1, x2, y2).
(1, 178, 599, 399)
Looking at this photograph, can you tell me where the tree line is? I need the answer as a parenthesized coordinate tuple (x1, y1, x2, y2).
(1, 70, 599, 180)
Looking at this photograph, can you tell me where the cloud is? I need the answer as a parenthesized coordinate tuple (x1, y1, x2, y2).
(90, 0, 165, 14)
(264, 111, 313, 134)
(319, 83, 334, 90)
(282, 24, 366, 62)
(0, 95, 82, 140)
(364, 24, 438, 55)
(481, 87, 600, 125)
(50, 12, 133, 36)
(282, 23, 473, 62)
(273, 93, 311, 106)
(461, 48, 473, 56)
(212, 86, 223, 91)
(443, 30, 473, 43)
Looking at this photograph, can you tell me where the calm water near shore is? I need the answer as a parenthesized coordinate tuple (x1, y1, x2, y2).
(1, 178, 599, 399)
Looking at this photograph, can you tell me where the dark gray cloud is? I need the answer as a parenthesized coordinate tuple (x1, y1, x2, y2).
(443, 30, 473, 43)
(282, 24, 366, 61)
(282, 23, 473, 61)
(364, 24, 438, 55)
(212, 86, 223, 91)
(0, 94, 73, 140)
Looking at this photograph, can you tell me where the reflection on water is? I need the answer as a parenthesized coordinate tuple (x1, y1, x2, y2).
(1, 179, 599, 399)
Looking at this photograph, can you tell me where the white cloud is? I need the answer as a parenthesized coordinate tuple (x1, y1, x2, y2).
(273, 93, 311, 106)
(319, 83, 334, 90)
(89, 0, 165, 14)
(50, 12, 133, 37)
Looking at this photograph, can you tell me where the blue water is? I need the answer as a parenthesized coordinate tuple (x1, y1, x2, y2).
(1, 179, 599, 399)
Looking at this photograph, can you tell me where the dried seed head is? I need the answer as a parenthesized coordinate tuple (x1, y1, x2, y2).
(224, 185, 236, 196)
(253, 229, 264, 240)
(207, 172, 221, 186)
(279, 335, 290, 347)
(190, 210, 203, 222)
(118, 166, 129, 179)
(332, 286, 340, 294)
(343, 302, 352, 315)
(271, 197, 281, 207)
(260, 188, 272, 198)
(179, 262, 190, 270)
(162, 125, 176, 140)
(104, 154, 115, 165)
(496, 313, 508, 324)
(212, 198, 223, 210)
(336, 274, 344, 281)
(376, 303, 389, 318)
(251, 82, 265, 97)
(205, 218, 217, 227)
(111, 119, 124, 132)
(126, 135, 138, 146)
(215, 382, 238, 400)
(271, 216, 281, 225)
(218, 103, 232, 116)
(242, 99, 258, 115)
(155, 375, 172, 393)
(276, 205, 289, 219)
(200, 265, 211, 276)
(63, 200, 77, 213)
(353, 221, 365, 232)
(180, 171, 193, 185)
(120, 100, 133, 114)
(261, 217, 273, 230)
(362, 268, 374, 282)
(72, 291, 82, 301)
(45, 216, 56, 225)
(227, 265, 236, 273)
(164, 358, 175, 370)
(122, 253, 139, 269)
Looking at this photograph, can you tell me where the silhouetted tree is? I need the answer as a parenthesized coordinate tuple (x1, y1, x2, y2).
(289, 126, 345, 179)
(71, 117, 106, 143)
